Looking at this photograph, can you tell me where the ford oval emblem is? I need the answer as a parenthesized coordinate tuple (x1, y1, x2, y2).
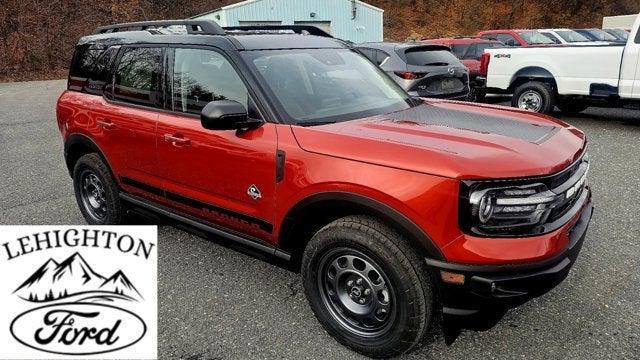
(10, 302, 147, 356)
(448, 67, 455, 75)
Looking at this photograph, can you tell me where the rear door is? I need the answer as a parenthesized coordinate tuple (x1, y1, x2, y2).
(156, 46, 278, 240)
(102, 46, 164, 200)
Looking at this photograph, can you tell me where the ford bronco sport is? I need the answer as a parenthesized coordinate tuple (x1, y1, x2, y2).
(57, 20, 593, 358)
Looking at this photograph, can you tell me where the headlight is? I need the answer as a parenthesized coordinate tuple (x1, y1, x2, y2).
(460, 154, 590, 236)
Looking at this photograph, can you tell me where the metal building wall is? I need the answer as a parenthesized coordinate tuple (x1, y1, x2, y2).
(195, 0, 383, 43)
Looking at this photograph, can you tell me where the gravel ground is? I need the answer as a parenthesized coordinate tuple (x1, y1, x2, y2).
(0, 80, 638, 359)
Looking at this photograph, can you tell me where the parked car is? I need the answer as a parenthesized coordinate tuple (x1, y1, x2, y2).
(58, 20, 593, 358)
(603, 28, 630, 41)
(424, 37, 504, 101)
(356, 42, 470, 99)
(480, 13, 639, 114)
(537, 28, 609, 45)
(574, 28, 626, 43)
(477, 29, 557, 47)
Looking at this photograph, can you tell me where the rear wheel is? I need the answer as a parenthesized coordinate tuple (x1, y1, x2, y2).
(73, 153, 124, 225)
(512, 81, 555, 114)
(301, 215, 434, 358)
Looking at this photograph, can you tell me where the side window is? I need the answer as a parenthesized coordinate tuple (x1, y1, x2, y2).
(462, 44, 478, 59)
(68, 44, 105, 91)
(357, 48, 377, 63)
(540, 32, 561, 44)
(374, 50, 389, 65)
(85, 46, 119, 95)
(481, 34, 497, 41)
(113, 47, 163, 107)
(450, 44, 469, 59)
(172, 48, 248, 114)
(496, 34, 520, 46)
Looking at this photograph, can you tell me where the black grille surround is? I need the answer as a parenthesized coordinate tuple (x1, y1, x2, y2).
(459, 152, 590, 237)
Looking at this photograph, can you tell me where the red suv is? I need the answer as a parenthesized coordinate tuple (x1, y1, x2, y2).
(57, 20, 593, 358)
(424, 37, 504, 100)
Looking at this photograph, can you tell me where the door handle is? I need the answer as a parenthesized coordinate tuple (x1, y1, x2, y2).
(96, 119, 116, 130)
(164, 134, 191, 147)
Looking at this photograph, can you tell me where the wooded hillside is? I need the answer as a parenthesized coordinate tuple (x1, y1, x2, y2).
(1, 0, 638, 81)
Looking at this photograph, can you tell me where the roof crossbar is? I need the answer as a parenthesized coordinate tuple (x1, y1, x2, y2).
(95, 20, 225, 35)
(223, 25, 333, 38)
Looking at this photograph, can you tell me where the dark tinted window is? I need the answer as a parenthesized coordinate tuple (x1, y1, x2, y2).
(357, 48, 376, 62)
(403, 48, 459, 66)
(495, 34, 521, 46)
(68, 44, 106, 91)
(374, 50, 390, 65)
(450, 44, 470, 58)
(84, 46, 119, 95)
(464, 42, 503, 59)
(113, 47, 163, 107)
(172, 48, 248, 114)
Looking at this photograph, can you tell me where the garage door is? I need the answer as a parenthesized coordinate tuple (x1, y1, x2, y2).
(238, 21, 282, 26)
(294, 21, 332, 35)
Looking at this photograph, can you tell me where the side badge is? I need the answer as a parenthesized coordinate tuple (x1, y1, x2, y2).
(247, 184, 262, 200)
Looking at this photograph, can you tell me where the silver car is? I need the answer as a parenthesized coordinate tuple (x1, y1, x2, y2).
(356, 42, 470, 99)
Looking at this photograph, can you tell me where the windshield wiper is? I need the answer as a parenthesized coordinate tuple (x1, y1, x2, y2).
(423, 62, 449, 66)
(298, 120, 337, 127)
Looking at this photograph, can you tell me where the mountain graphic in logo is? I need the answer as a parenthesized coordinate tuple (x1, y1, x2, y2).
(13, 252, 142, 303)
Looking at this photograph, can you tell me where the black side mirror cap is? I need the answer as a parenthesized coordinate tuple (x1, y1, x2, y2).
(200, 100, 264, 131)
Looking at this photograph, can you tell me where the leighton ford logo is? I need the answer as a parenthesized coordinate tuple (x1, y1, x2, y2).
(0, 226, 157, 359)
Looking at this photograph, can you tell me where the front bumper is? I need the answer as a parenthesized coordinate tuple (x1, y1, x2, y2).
(426, 195, 593, 329)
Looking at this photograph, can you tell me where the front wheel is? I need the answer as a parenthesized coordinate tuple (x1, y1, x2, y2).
(512, 81, 555, 114)
(301, 216, 434, 358)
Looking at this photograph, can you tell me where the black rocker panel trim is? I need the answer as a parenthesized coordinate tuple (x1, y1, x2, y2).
(120, 176, 273, 233)
(120, 193, 290, 261)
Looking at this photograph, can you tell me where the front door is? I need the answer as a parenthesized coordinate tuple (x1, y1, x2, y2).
(157, 47, 278, 241)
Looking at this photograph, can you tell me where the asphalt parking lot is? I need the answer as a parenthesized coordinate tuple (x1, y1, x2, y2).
(0, 79, 638, 359)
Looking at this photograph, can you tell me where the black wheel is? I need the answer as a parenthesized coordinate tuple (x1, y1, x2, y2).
(469, 87, 486, 103)
(512, 81, 555, 114)
(73, 153, 123, 225)
(301, 215, 433, 358)
(557, 100, 588, 115)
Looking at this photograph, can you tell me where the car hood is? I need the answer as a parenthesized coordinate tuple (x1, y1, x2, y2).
(291, 100, 586, 179)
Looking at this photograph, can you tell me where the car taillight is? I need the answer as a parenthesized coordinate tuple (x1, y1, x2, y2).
(479, 52, 490, 77)
(394, 71, 427, 80)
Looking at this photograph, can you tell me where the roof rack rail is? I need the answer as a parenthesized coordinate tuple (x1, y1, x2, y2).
(222, 25, 333, 38)
(95, 20, 225, 35)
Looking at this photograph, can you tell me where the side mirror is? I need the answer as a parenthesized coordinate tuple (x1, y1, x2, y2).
(200, 100, 263, 131)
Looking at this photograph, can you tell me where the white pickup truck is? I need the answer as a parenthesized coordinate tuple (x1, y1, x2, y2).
(480, 14, 640, 114)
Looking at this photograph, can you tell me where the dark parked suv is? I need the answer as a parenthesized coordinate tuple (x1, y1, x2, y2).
(356, 42, 470, 100)
(57, 20, 592, 358)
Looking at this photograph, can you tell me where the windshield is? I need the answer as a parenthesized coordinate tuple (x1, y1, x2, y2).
(518, 31, 556, 45)
(403, 48, 459, 66)
(555, 30, 590, 42)
(242, 48, 412, 125)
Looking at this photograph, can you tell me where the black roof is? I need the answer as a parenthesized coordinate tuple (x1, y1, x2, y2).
(84, 20, 346, 51)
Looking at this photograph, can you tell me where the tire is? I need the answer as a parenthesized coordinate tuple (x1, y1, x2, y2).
(469, 86, 486, 103)
(73, 153, 124, 225)
(511, 81, 555, 114)
(557, 100, 588, 115)
(301, 215, 434, 358)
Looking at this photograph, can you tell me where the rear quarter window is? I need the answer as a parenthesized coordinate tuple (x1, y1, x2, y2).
(68, 43, 119, 94)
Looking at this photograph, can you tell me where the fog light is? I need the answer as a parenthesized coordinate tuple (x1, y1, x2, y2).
(440, 271, 465, 285)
